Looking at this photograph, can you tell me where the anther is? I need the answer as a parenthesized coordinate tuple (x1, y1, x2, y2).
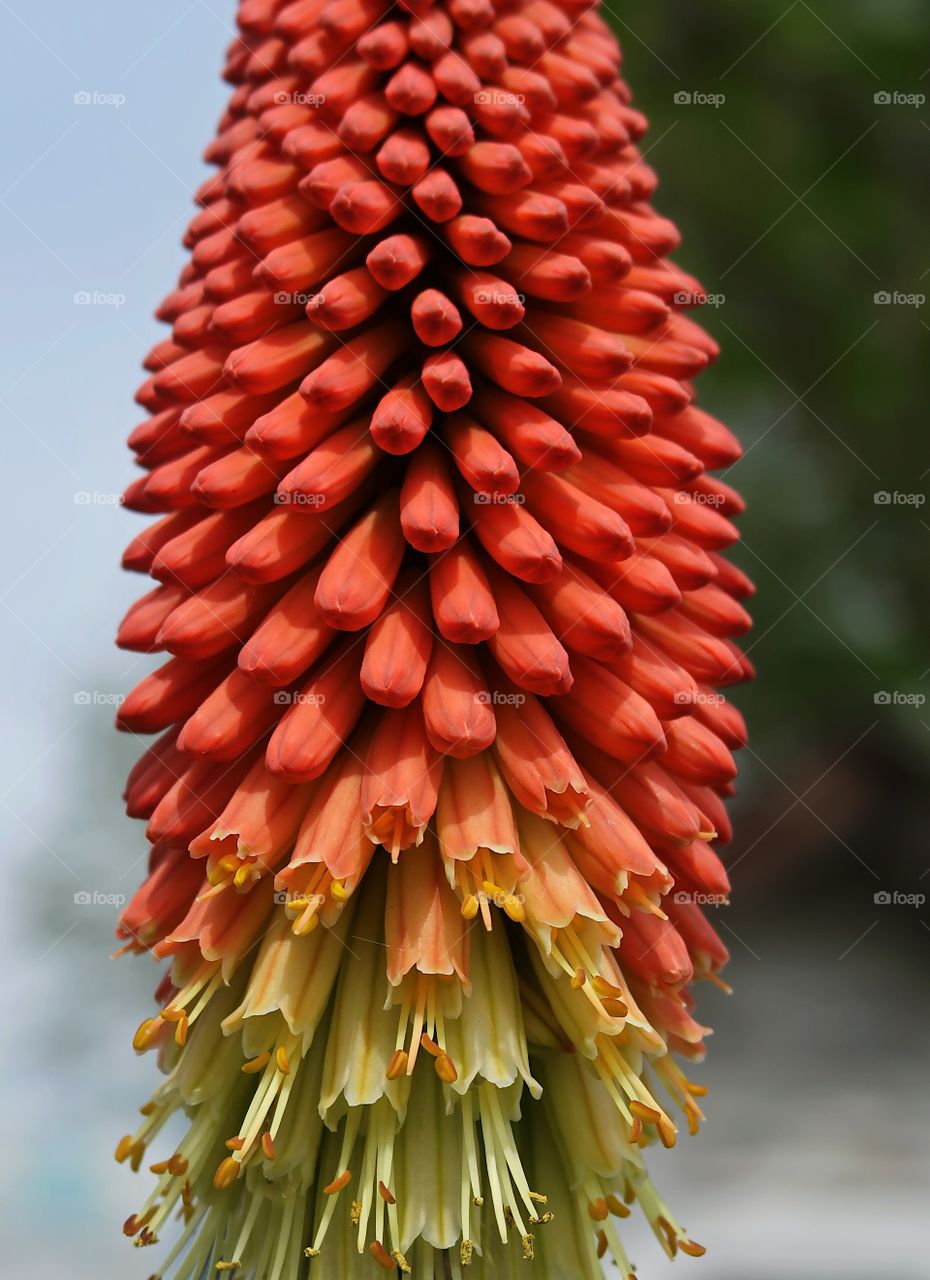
(461, 893, 479, 920)
(213, 1157, 240, 1189)
(678, 1238, 706, 1258)
(596, 1229, 608, 1259)
(225, 1137, 245, 1150)
(276, 1046, 290, 1074)
(324, 1170, 352, 1195)
(242, 1052, 270, 1074)
(370, 1240, 395, 1270)
(378, 1181, 396, 1204)
(114, 1135, 134, 1164)
(606, 1194, 630, 1219)
(386, 1049, 408, 1079)
(587, 1198, 609, 1221)
(261, 1132, 276, 1160)
(570, 967, 585, 990)
(420, 1033, 442, 1058)
(435, 1052, 458, 1084)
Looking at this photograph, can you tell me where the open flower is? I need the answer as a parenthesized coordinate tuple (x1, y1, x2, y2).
(113, 0, 751, 1275)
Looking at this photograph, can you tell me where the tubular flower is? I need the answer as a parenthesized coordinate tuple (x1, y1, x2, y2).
(113, 0, 752, 1276)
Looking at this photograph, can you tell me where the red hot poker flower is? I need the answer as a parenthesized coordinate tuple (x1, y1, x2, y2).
(113, 1, 753, 1276)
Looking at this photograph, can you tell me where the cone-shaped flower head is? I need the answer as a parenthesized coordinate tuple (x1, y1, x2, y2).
(113, 0, 753, 1275)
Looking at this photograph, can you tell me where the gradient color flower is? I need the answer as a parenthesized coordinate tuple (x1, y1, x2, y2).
(112, 1, 753, 1276)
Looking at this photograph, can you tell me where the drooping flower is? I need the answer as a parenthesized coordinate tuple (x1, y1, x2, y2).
(113, 0, 753, 1276)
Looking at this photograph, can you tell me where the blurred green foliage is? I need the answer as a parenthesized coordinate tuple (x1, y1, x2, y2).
(604, 0, 929, 784)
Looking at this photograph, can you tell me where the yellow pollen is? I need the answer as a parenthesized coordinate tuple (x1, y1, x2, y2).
(261, 1132, 276, 1160)
(528, 1191, 548, 1204)
(242, 1051, 270, 1074)
(521, 1235, 535, 1261)
(215, 1263, 240, 1273)
(460, 1240, 474, 1265)
(378, 1181, 396, 1204)
(369, 1241, 395, 1271)
(386, 1049, 408, 1080)
(392, 1250, 411, 1274)
(324, 1170, 352, 1195)
(213, 1157, 240, 1190)
(174, 1014, 189, 1047)
(276, 1046, 290, 1074)
(330, 879, 347, 899)
(461, 893, 479, 920)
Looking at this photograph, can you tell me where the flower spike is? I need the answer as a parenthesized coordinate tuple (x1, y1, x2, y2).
(112, 1, 752, 1277)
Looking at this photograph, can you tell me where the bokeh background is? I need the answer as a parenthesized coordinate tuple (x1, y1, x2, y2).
(0, 2, 926, 1277)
